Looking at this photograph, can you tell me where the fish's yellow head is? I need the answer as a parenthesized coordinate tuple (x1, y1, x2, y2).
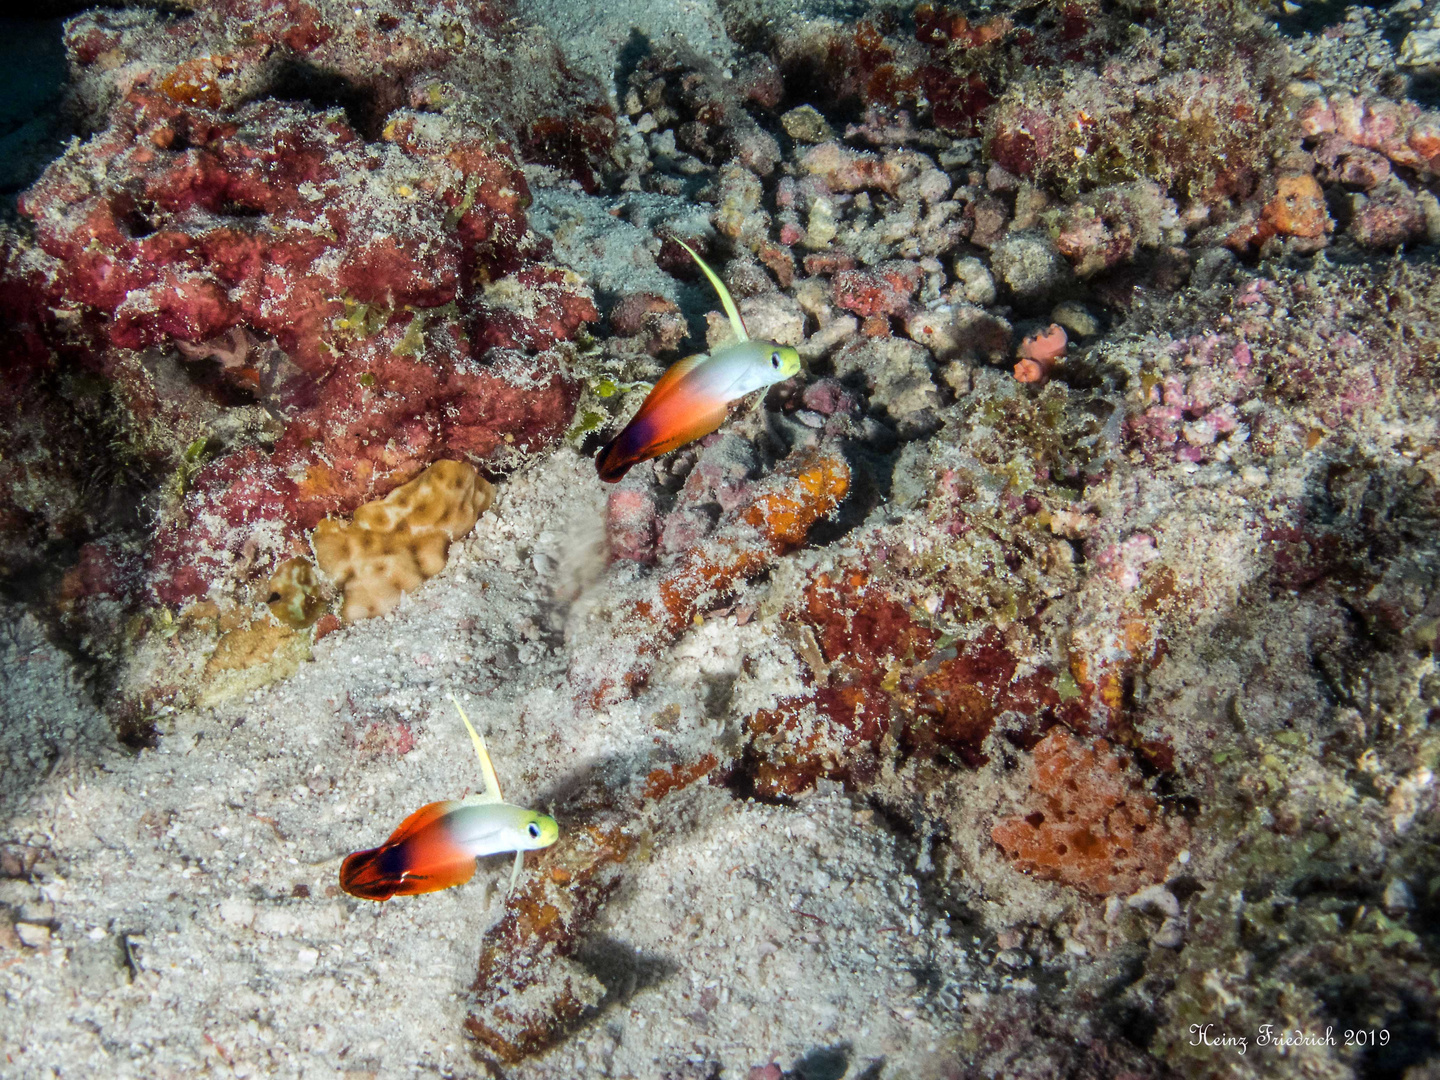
(518, 811, 560, 850)
(765, 344, 801, 381)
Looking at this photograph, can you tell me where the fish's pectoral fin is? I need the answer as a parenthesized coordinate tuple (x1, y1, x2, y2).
(450, 693, 503, 804)
(676, 238, 748, 342)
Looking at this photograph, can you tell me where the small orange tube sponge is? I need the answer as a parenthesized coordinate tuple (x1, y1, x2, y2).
(312, 460, 494, 622)
(1013, 323, 1067, 383)
(992, 728, 1188, 896)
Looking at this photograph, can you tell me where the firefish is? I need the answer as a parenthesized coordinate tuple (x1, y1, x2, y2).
(339, 695, 558, 901)
(596, 240, 801, 482)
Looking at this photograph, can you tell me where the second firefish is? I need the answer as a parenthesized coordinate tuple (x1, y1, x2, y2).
(339, 695, 558, 901)
(596, 239, 801, 482)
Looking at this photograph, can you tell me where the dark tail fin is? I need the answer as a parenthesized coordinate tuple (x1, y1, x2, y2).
(595, 440, 633, 483)
(339, 846, 405, 901)
(338, 839, 478, 901)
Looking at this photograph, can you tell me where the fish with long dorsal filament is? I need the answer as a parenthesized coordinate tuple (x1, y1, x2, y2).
(596, 239, 801, 482)
(338, 695, 558, 901)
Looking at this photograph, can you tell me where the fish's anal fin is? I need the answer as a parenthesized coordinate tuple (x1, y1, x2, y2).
(449, 693, 502, 804)
(508, 850, 524, 895)
(676, 239, 748, 343)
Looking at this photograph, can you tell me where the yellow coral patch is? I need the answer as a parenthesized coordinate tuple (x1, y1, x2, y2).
(312, 460, 494, 622)
(207, 620, 293, 672)
(200, 619, 311, 707)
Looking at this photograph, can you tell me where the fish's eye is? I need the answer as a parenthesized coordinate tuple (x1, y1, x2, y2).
(527, 822, 541, 839)
(771, 352, 780, 368)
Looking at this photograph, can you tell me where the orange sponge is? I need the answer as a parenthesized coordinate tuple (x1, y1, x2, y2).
(992, 728, 1188, 896)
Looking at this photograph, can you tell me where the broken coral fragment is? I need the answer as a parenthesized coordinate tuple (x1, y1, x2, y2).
(991, 728, 1189, 896)
(265, 556, 325, 629)
(1014, 323, 1067, 384)
(312, 461, 493, 622)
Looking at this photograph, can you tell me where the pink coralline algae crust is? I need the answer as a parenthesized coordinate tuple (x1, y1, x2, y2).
(986, 54, 1284, 206)
(1125, 328, 1257, 467)
(18, 92, 527, 366)
(607, 293, 686, 356)
(473, 264, 602, 353)
(14, 86, 594, 608)
(1348, 183, 1430, 250)
(832, 262, 925, 319)
(605, 486, 661, 566)
(1298, 92, 1440, 180)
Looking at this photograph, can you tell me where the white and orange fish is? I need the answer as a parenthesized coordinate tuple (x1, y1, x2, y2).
(339, 696, 557, 901)
(596, 240, 801, 482)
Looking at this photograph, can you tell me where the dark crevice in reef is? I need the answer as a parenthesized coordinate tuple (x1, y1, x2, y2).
(1317, 982, 1440, 1080)
(1273, 0, 1384, 37)
(721, 747, 796, 808)
(0, 539, 83, 612)
(1410, 71, 1440, 111)
(260, 57, 390, 142)
(787, 1043, 853, 1080)
(24, 0, 192, 16)
(0, 366, 165, 751)
(614, 29, 653, 104)
(0, 576, 158, 752)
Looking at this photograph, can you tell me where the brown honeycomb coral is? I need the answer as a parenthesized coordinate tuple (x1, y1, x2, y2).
(311, 460, 494, 622)
(991, 728, 1189, 896)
